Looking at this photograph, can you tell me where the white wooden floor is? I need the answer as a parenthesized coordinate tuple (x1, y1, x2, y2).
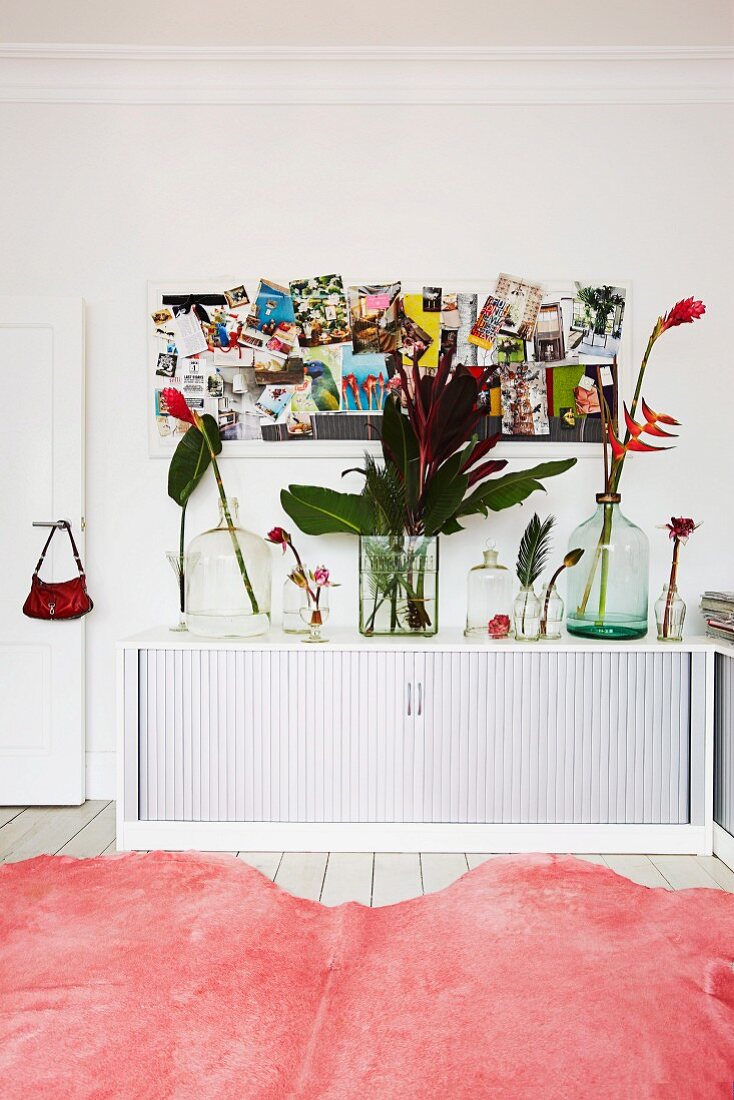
(2, 802, 734, 904)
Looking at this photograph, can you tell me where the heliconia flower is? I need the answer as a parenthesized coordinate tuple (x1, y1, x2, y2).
(312, 565, 331, 587)
(640, 399, 680, 427)
(266, 526, 291, 552)
(162, 387, 196, 425)
(659, 297, 706, 333)
(608, 423, 627, 459)
(664, 516, 699, 543)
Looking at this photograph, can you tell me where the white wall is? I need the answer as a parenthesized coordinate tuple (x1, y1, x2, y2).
(1, 45, 732, 796)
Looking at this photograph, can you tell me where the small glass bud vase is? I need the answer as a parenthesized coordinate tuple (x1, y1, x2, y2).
(282, 573, 309, 635)
(539, 583, 564, 640)
(654, 583, 686, 642)
(300, 588, 330, 644)
(464, 545, 513, 640)
(513, 585, 541, 641)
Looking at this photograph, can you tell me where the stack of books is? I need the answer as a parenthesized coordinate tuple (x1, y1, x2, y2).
(701, 591, 734, 642)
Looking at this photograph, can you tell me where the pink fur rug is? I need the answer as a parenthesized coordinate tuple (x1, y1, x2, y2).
(1, 852, 733, 1098)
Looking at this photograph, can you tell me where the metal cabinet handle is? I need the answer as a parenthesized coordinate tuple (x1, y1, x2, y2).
(407, 681, 412, 716)
(417, 681, 423, 717)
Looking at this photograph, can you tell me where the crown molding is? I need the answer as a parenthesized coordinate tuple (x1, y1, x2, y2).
(1, 43, 732, 105)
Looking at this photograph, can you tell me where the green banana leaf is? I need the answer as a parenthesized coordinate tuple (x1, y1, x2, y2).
(167, 414, 222, 507)
(281, 485, 376, 536)
(457, 458, 577, 517)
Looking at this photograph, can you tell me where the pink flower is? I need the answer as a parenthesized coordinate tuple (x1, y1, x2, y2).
(266, 527, 291, 552)
(162, 387, 195, 425)
(312, 565, 331, 587)
(664, 517, 699, 543)
(488, 614, 510, 637)
(660, 298, 705, 333)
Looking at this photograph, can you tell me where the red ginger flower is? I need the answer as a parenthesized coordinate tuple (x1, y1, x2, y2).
(665, 517, 699, 543)
(660, 298, 705, 333)
(161, 387, 195, 425)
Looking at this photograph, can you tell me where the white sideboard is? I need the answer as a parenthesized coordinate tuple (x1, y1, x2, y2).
(116, 628, 734, 859)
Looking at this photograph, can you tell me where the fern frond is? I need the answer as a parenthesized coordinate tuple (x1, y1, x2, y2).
(516, 513, 555, 586)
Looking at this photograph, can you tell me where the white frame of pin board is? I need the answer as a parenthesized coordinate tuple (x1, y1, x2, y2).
(147, 278, 632, 459)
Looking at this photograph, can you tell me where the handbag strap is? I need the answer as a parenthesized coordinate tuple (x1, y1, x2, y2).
(34, 522, 85, 578)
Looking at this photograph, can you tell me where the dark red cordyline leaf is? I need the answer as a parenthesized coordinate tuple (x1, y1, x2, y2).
(460, 434, 502, 473)
(466, 459, 508, 487)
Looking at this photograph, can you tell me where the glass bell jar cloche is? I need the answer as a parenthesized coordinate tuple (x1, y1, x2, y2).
(464, 542, 513, 640)
(186, 497, 271, 638)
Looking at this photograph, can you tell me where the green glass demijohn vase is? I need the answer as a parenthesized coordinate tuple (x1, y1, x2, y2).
(565, 493, 649, 640)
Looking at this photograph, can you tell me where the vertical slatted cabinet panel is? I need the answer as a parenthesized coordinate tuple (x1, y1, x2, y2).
(419, 649, 692, 824)
(715, 652, 734, 836)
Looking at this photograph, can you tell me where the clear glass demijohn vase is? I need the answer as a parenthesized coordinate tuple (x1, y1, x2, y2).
(565, 493, 649, 640)
(185, 497, 271, 638)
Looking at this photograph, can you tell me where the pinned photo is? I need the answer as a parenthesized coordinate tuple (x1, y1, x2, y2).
(302, 347, 342, 411)
(207, 373, 224, 399)
(468, 294, 509, 351)
(245, 279, 298, 349)
(255, 385, 294, 420)
(155, 352, 177, 378)
(253, 349, 305, 386)
(151, 307, 174, 327)
(341, 349, 391, 412)
(290, 275, 351, 348)
(499, 363, 549, 436)
(571, 283, 626, 360)
(494, 274, 544, 341)
(422, 287, 442, 312)
(223, 285, 250, 309)
(401, 293, 440, 368)
(347, 283, 401, 355)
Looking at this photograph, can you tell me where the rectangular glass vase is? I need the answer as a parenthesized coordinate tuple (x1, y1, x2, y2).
(359, 535, 439, 637)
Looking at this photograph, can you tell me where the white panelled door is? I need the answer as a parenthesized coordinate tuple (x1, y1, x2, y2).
(0, 298, 85, 804)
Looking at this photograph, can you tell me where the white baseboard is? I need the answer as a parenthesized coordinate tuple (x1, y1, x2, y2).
(86, 751, 116, 800)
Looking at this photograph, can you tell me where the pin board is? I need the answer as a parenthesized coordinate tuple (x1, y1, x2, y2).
(148, 277, 630, 458)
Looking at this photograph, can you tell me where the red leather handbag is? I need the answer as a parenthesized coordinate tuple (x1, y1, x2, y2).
(22, 521, 93, 621)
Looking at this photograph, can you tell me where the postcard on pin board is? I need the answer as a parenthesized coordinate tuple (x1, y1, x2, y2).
(571, 283, 626, 360)
(494, 274, 544, 341)
(155, 351, 177, 378)
(290, 275, 351, 348)
(244, 279, 297, 350)
(468, 294, 509, 351)
(302, 347, 343, 411)
(255, 385, 295, 421)
(341, 348, 391, 412)
(253, 349, 305, 386)
(499, 363, 549, 436)
(454, 293, 478, 366)
(400, 293, 440, 368)
(347, 283, 402, 355)
(223, 285, 250, 310)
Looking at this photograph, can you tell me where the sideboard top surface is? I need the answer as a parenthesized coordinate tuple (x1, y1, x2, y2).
(119, 626, 727, 655)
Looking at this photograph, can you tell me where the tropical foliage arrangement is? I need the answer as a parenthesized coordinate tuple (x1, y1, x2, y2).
(164, 387, 260, 615)
(281, 354, 577, 539)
